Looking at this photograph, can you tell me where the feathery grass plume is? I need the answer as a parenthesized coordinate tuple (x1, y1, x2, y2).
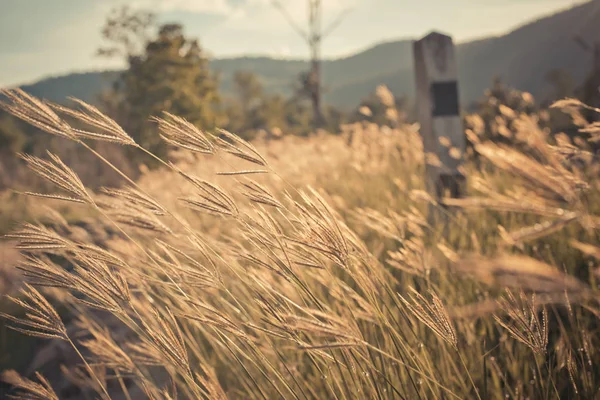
(59, 364, 109, 400)
(239, 179, 283, 208)
(550, 131, 595, 162)
(399, 287, 457, 348)
(410, 189, 437, 206)
(387, 238, 430, 276)
(145, 242, 220, 290)
(550, 97, 600, 114)
(144, 384, 178, 400)
(107, 207, 173, 234)
(1, 370, 59, 400)
(351, 207, 404, 241)
(76, 315, 136, 375)
(566, 351, 580, 395)
(195, 365, 228, 400)
(494, 290, 548, 355)
(176, 298, 247, 339)
(101, 186, 167, 215)
(69, 255, 131, 314)
(440, 196, 572, 218)
(289, 187, 352, 267)
(16, 254, 73, 289)
(570, 240, 600, 260)
(135, 307, 191, 376)
(437, 242, 459, 263)
(75, 243, 129, 270)
(237, 248, 287, 277)
(474, 142, 579, 204)
(50, 97, 136, 145)
(216, 169, 269, 175)
(20, 151, 94, 204)
(5, 222, 71, 251)
(176, 170, 238, 217)
(0, 283, 68, 340)
(282, 309, 362, 345)
(185, 234, 220, 274)
(238, 213, 300, 280)
(95, 191, 172, 233)
(286, 242, 325, 270)
(499, 213, 579, 244)
(153, 112, 214, 154)
(581, 122, 600, 142)
(452, 254, 592, 297)
(126, 339, 164, 369)
(0, 88, 73, 139)
(214, 127, 268, 166)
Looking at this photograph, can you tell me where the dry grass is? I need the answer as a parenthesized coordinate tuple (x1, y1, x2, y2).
(0, 88, 599, 399)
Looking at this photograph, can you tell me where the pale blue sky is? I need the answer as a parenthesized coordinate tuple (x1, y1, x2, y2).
(0, 0, 584, 87)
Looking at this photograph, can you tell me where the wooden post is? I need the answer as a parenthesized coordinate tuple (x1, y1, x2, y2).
(413, 32, 466, 224)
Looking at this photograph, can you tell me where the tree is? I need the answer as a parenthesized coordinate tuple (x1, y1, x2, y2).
(222, 71, 264, 138)
(98, 7, 222, 163)
(233, 71, 263, 114)
(545, 69, 574, 103)
(0, 112, 27, 153)
(97, 6, 155, 61)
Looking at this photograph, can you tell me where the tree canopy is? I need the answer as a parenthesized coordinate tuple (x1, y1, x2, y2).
(99, 8, 222, 163)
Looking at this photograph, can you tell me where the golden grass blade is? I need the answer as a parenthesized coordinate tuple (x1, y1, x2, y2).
(5, 223, 70, 251)
(20, 151, 94, 204)
(101, 186, 167, 215)
(570, 240, 600, 260)
(176, 173, 238, 217)
(153, 112, 214, 154)
(399, 287, 457, 348)
(0, 284, 68, 341)
(1, 370, 59, 400)
(16, 255, 74, 289)
(215, 128, 268, 166)
(441, 196, 572, 218)
(452, 254, 592, 297)
(76, 316, 136, 374)
(0, 88, 73, 139)
(240, 179, 284, 208)
(51, 98, 136, 145)
(493, 290, 548, 355)
(500, 214, 578, 244)
(216, 170, 269, 176)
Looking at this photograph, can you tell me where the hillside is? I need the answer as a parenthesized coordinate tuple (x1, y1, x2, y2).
(19, 71, 121, 105)
(15, 1, 600, 111)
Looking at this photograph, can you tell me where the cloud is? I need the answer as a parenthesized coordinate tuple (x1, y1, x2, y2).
(269, 45, 292, 58)
(216, 0, 358, 34)
(132, 0, 233, 14)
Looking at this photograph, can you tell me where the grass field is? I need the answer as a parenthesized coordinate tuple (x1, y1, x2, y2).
(0, 89, 599, 399)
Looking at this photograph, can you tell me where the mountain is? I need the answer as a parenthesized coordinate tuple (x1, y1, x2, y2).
(19, 71, 121, 105)
(15, 1, 600, 111)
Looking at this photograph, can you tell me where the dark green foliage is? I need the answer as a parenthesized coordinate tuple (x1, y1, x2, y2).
(99, 8, 222, 164)
(0, 112, 27, 153)
(223, 70, 336, 139)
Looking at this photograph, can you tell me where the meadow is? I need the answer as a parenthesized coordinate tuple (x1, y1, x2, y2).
(0, 87, 599, 399)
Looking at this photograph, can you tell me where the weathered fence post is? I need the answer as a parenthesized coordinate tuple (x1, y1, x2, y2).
(413, 32, 466, 225)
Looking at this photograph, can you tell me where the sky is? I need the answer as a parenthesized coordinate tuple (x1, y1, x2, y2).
(0, 0, 586, 87)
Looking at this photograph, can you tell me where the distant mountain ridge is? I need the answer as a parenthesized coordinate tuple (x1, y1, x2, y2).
(17, 1, 600, 111)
